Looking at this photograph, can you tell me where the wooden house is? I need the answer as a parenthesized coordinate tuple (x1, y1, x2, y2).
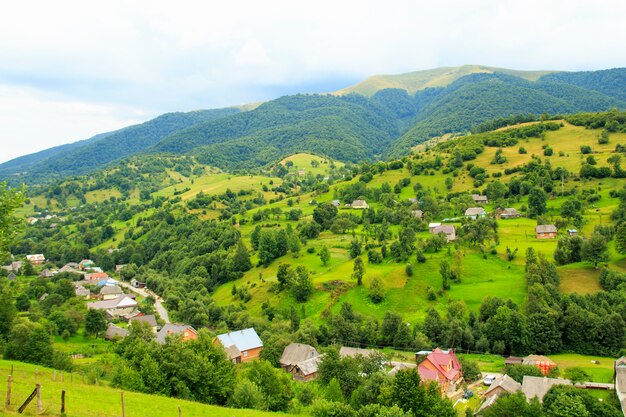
(465, 207, 486, 219)
(417, 348, 463, 393)
(156, 324, 198, 344)
(280, 343, 322, 381)
(476, 375, 522, 415)
(350, 200, 369, 209)
(500, 208, 520, 219)
(215, 328, 263, 363)
(26, 254, 45, 265)
(522, 376, 571, 402)
(431, 225, 456, 242)
(535, 225, 557, 239)
(522, 354, 557, 375)
(471, 194, 488, 204)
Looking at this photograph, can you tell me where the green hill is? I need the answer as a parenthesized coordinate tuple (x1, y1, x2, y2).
(0, 360, 278, 417)
(333, 64, 556, 96)
(2, 66, 625, 185)
(0, 108, 240, 185)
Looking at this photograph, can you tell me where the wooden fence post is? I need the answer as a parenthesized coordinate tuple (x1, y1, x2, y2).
(6, 375, 11, 408)
(178, 404, 182, 417)
(36, 383, 42, 412)
(61, 390, 66, 414)
(121, 391, 125, 417)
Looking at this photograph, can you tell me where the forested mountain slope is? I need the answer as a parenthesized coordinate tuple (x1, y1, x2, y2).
(2, 67, 625, 183)
(0, 108, 240, 184)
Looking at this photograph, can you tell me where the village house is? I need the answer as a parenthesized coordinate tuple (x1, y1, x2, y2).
(129, 314, 158, 333)
(471, 194, 488, 204)
(428, 222, 441, 232)
(99, 285, 123, 300)
(411, 210, 424, 219)
(86, 271, 109, 282)
(522, 375, 572, 402)
(614, 357, 626, 416)
(59, 262, 81, 274)
(331, 200, 341, 208)
(465, 207, 486, 219)
(115, 264, 128, 273)
(568, 229, 578, 236)
(431, 224, 456, 242)
(417, 348, 463, 393)
(74, 283, 90, 299)
(350, 199, 369, 209)
(130, 278, 146, 289)
(156, 324, 198, 344)
(500, 208, 520, 219)
(280, 343, 321, 381)
(39, 269, 56, 278)
(7, 272, 17, 281)
(2, 261, 22, 273)
(215, 328, 263, 363)
(105, 323, 129, 340)
(79, 259, 95, 270)
(522, 354, 557, 375)
(476, 375, 522, 415)
(26, 254, 45, 265)
(535, 225, 558, 239)
(87, 294, 138, 319)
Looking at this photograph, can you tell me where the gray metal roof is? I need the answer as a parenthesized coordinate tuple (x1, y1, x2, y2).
(280, 343, 318, 366)
(522, 376, 571, 402)
(217, 328, 263, 352)
(536, 224, 557, 233)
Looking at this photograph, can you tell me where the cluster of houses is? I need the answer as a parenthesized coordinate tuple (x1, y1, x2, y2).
(476, 355, 626, 416)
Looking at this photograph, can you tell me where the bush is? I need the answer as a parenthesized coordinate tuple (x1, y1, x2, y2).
(580, 145, 592, 154)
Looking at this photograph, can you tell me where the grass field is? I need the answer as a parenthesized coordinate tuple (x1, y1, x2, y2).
(0, 360, 283, 417)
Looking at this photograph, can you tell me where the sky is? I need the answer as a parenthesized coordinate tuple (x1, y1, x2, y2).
(1, 0, 625, 163)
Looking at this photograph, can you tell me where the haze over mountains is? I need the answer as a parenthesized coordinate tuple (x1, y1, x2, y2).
(2, 65, 625, 185)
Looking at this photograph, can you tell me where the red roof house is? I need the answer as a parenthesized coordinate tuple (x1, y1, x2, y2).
(417, 348, 463, 393)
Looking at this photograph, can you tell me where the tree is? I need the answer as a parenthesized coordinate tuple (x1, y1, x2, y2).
(481, 392, 544, 417)
(615, 222, 626, 255)
(349, 239, 362, 259)
(352, 257, 365, 286)
(439, 259, 451, 290)
(291, 266, 313, 302)
(0, 182, 25, 255)
(319, 245, 330, 266)
(528, 188, 547, 217)
(581, 233, 608, 269)
(313, 203, 338, 230)
(391, 369, 423, 415)
(369, 277, 385, 303)
(277, 264, 294, 289)
(231, 241, 252, 272)
(85, 309, 107, 337)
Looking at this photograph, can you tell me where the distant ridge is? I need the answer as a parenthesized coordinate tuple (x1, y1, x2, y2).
(333, 65, 556, 96)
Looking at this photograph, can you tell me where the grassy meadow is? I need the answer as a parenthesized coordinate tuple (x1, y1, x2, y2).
(0, 360, 282, 417)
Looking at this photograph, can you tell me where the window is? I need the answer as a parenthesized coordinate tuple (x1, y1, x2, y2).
(243, 351, 248, 357)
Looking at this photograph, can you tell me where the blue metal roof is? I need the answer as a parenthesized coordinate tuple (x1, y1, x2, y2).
(217, 327, 263, 351)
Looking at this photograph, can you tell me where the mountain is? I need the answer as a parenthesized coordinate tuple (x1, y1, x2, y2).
(1, 66, 625, 184)
(0, 108, 240, 184)
(333, 64, 556, 96)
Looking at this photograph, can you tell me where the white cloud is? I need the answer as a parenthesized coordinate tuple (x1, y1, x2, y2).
(0, 0, 624, 162)
(0, 85, 142, 163)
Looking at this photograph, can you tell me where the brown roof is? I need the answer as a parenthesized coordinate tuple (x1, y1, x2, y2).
(280, 343, 319, 367)
(465, 207, 486, 216)
(225, 344, 242, 361)
(295, 355, 323, 376)
(535, 225, 557, 234)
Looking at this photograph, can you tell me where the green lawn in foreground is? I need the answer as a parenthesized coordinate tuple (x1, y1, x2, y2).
(0, 360, 284, 417)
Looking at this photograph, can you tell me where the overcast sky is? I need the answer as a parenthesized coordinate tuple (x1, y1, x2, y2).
(1, 0, 624, 163)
